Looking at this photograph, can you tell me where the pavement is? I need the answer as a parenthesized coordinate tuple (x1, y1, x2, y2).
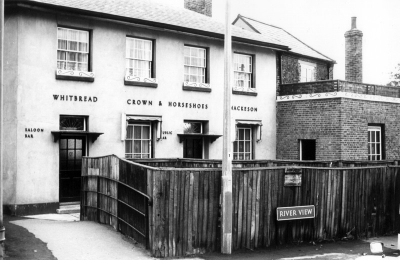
(3, 213, 400, 260)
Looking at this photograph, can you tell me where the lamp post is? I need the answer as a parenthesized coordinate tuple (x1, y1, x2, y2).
(0, 0, 5, 256)
(221, 0, 232, 254)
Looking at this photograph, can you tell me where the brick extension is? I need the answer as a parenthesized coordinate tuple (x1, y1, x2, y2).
(277, 98, 400, 160)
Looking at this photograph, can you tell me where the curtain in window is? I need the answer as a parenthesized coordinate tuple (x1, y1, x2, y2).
(184, 46, 206, 83)
(57, 28, 89, 71)
(233, 54, 252, 88)
(126, 38, 152, 78)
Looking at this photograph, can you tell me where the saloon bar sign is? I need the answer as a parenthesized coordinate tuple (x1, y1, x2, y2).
(277, 205, 315, 221)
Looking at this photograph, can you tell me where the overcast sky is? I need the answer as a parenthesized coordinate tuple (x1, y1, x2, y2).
(154, 0, 400, 85)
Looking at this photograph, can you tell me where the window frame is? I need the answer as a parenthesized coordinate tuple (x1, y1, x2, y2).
(56, 26, 94, 82)
(124, 36, 157, 88)
(368, 124, 385, 161)
(59, 115, 88, 131)
(183, 44, 211, 92)
(233, 52, 256, 96)
(125, 122, 152, 159)
(233, 126, 253, 160)
(299, 60, 316, 82)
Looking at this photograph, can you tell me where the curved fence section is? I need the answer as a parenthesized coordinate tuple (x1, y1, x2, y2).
(81, 155, 153, 248)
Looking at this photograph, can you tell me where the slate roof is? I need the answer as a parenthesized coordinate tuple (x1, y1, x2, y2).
(11, 0, 288, 50)
(235, 15, 335, 63)
(10, 0, 334, 62)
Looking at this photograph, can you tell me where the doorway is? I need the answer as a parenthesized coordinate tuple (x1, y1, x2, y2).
(183, 137, 203, 159)
(59, 136, 86, 202)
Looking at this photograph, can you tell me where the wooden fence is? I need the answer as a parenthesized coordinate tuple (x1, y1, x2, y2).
(81, 155, 152, 247)
(131, 158, 400, 168)
(81, 155, 400, 258)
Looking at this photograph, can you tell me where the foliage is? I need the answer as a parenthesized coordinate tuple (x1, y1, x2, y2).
(387, 63, 400, 87)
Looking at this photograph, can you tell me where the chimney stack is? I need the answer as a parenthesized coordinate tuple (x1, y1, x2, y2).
(345, 17, 363, 82)
(184, 0, 212, 17)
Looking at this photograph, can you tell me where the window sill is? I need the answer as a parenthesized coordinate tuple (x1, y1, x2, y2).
(182, 82, 211, 92)
(55, 70, 95, 82)
(124, 76, 158, 88)
(232, 88, 257, 96)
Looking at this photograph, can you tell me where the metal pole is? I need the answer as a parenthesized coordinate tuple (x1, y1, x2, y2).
(221, 0, 232, 254)
(0, 0, 5, 256)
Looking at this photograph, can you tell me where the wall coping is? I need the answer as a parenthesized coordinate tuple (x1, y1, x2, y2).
(277, 91, 400, 104)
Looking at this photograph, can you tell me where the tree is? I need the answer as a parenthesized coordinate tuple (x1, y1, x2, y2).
(387, 63, 400, 87)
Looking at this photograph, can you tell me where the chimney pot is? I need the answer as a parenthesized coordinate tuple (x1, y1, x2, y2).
(351, 17, 357, 29)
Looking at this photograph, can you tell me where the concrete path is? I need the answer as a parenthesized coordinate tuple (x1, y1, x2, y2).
(11, 214, 152, 260)
(7, 213, 400, 260)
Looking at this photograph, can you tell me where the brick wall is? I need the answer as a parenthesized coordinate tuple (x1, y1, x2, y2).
(277, 98, 400, 160)
(184, 0, 212, 17)
(277, 99, 342, 160)
(281, 54, 332, 84)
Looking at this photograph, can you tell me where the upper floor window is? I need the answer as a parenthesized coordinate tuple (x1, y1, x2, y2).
(57, 27, 89, 72)
(299, 60, 316, 82)
(368, 125, 383, 160)
(126, 37, 153, 78)
(184, 46, 206, 83)
(234, 53, 253, 89)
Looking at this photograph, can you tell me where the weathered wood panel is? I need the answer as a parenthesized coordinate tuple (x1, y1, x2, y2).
(151, 169, 221, 258)
(231, 166, 400, 250)
(81, 155, 152, 249)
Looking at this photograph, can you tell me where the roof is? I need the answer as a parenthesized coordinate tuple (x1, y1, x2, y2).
(8, 0, 289, 51)
(234, 15, 335, 63)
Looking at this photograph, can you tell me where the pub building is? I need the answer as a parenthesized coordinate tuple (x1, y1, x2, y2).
(3, 0, 334, 215)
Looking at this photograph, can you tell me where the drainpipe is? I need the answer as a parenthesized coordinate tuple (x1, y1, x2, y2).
(0, 0, 5, 256)
(221, 0, 232, 254)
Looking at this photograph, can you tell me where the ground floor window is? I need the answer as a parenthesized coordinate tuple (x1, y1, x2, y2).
(368, 125, 383, 160)
(234, 127, 252, 160)
(125, 123, 151, 158)
(299, 139, 316, 160)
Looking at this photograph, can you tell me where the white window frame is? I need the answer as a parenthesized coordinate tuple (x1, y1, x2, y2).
(184, 46, 207, 84)
(57, 27, 89, 72)
(299, 60, 316, 82)
(233, 127, 252, 160)
(368, 126, 382, 161)
(126, 37, 153, 79)
(234, 53, 253, 90)
(125, 123, 152, 159)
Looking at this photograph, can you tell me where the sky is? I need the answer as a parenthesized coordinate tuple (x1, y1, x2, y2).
(153, 0, 400, 85)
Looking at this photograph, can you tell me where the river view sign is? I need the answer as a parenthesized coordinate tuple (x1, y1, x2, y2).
(277, 205, 315, 221)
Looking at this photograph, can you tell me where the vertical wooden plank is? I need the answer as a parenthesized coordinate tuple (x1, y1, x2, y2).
(152, 170, 160, 257)
(197, 170, 204, 249)
(168, 171, 175, 257)
(246, 171, 253, 249)
(187, 172, 194, 254)
(242, 171, 248, 248)
(207, 170, 215, 251)
(178, 171, 185, 256)
(183, 171, 190, 255)
(255, 170, 261, 248)
(192, 171, 199, 254)
(250, 170, 257, 249)
(172, 170, 178, 256)
(202, 171, 209, 250)
(147, 168, 154, 252)
(211, 170, 220, 251)
(237, 171, 244, 249)
(232, 170, 237, 250)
